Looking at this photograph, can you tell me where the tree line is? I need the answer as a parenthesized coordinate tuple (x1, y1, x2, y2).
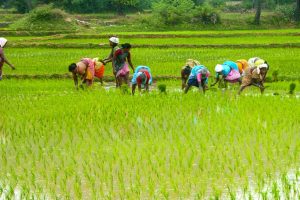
(0, 0, 299, 24)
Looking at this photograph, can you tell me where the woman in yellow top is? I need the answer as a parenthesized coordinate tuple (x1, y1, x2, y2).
(236, 59, 249, 74)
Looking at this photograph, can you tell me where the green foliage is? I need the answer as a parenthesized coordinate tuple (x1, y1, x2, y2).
(0, 79, 299, 198)
(272, 70, 279, 82)
(289, 83, 296, 94)
(275, 4, 295, 22)
(192, 4, 221, 24)
(152, 0, 220, 26)
(11, 5, 76, 31)
(121, 85, 130, 94)
(3, 0, 155, 14)
(208, 0, 225, 8)
(158, 84, 167, 93)
(152, 0, 195, 25)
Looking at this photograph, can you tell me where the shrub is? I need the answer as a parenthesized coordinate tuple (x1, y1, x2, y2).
(275, 4, 295, 22)
(152, 0, 195, 25)
(289, 83, 296, 94)
(121, 85, 130, 94)
(192, 5, 221, 24)
(12, 5, 76, 31)
(158, 84, 167, 93)
(272, 70, 279, 82)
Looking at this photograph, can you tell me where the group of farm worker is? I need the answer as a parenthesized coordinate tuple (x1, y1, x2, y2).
(1, 37, 269, 95)
(68, 36, 152, 95)
(181, 57, 269, 94)
(68, 36, 269, 95)
(0, 38, 16, 80)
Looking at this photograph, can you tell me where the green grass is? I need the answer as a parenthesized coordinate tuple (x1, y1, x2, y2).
(7, 35, 300, 45)
(0, 79, 299, 199)
(2, 47, 300, 81)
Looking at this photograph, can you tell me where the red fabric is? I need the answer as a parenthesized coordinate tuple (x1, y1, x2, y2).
(137, 70, 150, 85)
(0, 48, 4, 67)
(136, 76, 142, 85)
(114, 49, 123, 57)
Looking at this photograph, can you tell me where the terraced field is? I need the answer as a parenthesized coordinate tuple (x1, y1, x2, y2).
(0, 29, 300, 199)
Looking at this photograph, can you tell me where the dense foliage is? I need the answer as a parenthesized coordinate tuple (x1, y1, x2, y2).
(0, 0, 298, 14)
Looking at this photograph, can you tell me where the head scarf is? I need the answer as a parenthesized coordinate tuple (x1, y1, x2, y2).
(257, 63, 268, 74)
(0, 38, 7, 48)
(186, 59, 200, 68)
(215, 64, 223, 72)
(109, 37, 119, 44)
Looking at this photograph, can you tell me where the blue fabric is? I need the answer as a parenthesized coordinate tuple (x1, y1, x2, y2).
(187, 78, 200, 87)
(188, 65, 209, 85)
(215, 64, 231, 77)
(223, 61, 238, 71)
(131, 66, 152, 85)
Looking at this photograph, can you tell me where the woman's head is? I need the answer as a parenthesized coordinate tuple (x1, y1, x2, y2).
(186, 59, 200, 68)
(0, 38, 8, 48)
(121, 43, 132, 52)
(215, 64, 223, 73)
(109, 37, 119, 47)
(68, 63, 77, 72)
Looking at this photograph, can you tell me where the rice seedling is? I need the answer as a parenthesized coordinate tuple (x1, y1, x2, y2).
(0, 79, 299, 198)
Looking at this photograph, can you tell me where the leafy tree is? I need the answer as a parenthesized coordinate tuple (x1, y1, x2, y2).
(254, 0, 262, 24)
(296, 0, 300, 21)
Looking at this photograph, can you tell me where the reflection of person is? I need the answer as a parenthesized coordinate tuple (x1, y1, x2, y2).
(184, 65, 210, 94)
(0, 38, 15, 80)
(114, 43, 134, 87)
(181, 59, 200, 90)
(131, 66, 152, 95)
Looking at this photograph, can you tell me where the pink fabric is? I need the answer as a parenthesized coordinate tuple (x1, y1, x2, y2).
(0, 48, 4, 67)
(116, 63, 129, 77)
(196, 72, 210, 82)
(81, 58, 95, 81)
(225, 69, 241, 83)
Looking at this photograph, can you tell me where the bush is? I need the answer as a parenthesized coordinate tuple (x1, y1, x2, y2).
(12, 5, 76, 31)
(152, 0, 195, 25)
(192, 5, 221, 24)
(289, 83, 296, 94)
(158, 84, 167, 93)
(275, 4, 295, 22)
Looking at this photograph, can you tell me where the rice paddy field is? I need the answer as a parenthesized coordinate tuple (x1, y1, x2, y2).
(0, 29, 300, 199)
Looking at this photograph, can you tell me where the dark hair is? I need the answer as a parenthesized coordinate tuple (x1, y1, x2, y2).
(121, 43, 131, 49)
(68, 63, 77, 72)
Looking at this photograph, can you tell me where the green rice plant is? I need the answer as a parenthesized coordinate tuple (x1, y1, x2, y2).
(158, 84, 167, 93)
(272, 70, 279, 82)
(289, 83, 296, 94)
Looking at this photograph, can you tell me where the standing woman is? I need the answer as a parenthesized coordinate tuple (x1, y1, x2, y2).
(0, 38, 15, 80)
(102, 37, 120, 86)
(113, 43, 134, 87)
